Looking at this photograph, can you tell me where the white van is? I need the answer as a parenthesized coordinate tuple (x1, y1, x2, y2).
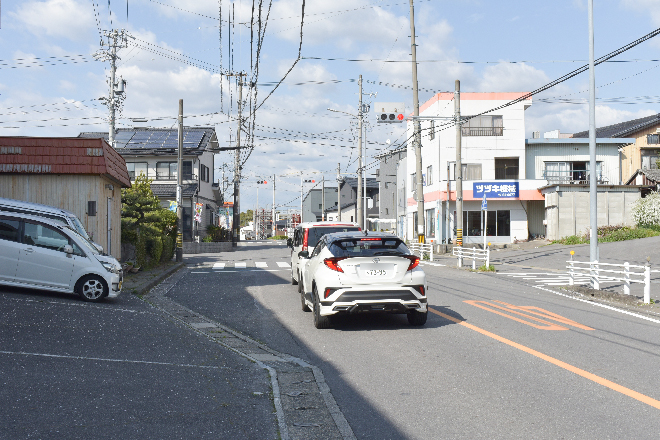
(0, 197, 103, 252)
(0, 212, 122, 302)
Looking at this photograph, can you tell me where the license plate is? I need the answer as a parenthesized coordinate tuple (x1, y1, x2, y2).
(365, 269, 387, 276)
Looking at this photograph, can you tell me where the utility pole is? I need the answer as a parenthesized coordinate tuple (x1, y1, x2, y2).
(322, 175, 325, 221)
(455, 80, 463, 247)
(588, 0, 599, 277)
(229, 72, 247, 245)
(409, 0, 424, 242)
(94, 29, 128, 148)
(300, 172, 304, 222)
(176, 99, 183, 262)
(357, 75, 364, 229)
(272, 174, 276, 237)
(337, 163, 342, 221)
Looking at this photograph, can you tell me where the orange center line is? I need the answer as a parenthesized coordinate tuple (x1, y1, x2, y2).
(428, 307, 660, 410)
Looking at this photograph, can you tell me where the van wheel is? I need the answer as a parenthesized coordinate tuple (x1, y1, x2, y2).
(313, 286, 331, 329)
(77, 275, 107, 302)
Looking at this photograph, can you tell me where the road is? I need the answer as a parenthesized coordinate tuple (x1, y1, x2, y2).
(2, 240, 660, 439)
(177, 241, 660, 439)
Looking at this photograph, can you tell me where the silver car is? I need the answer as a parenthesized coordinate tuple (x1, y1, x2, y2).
(300, 231, 428, 329)
(0, 213, 122, 302)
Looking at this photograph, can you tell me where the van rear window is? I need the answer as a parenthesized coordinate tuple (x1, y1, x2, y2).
(307, 227, 360, 248)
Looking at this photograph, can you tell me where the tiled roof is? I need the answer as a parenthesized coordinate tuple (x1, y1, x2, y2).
(79, 127, 216, 156)
(625, 168, 660, 185)
(572, 113, 660, 138)
(342, 177, 379, 189)
(150, 183, 199, 198)
(0, 136, 131, 187)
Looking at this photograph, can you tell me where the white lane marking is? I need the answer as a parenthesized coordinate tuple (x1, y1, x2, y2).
(0, 350, 230, 369)
(277, 262, 290, 268)
(533, 285, 660, 324)
(234, 262, 247, 269)
(216, 271, 238, 273)
(422, 262, 446, 267)
(212, 262, 225, 270)
(191, 271, 209, 274)
(255, 262, 268, 268)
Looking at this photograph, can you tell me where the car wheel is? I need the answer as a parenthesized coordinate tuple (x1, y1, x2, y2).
(297, 272, 303, 294)
(76, 275, 107, 302)
(301, 287, 311, 312)
(291, 268, 298, 285)
(312, 285, 331, 329)
(407, 309, 428, 326)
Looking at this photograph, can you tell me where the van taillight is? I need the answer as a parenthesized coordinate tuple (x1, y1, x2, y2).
(302, 228, 309, 252)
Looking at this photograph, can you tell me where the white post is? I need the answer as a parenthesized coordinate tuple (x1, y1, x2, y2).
(486, 247, 490, 268)
(644, 262, 651, 304)
(472, 246, 476, 270)
(457, 249, 462, 268)
(592, 260, 600, 290)
(623, 262, 630, 296)
(569, 260, 574, 286)
(430, 244, 434, 262)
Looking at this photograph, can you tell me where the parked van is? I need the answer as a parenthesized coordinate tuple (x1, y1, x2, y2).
(0, 197, 103, 252)
(0, 212, 122, 302)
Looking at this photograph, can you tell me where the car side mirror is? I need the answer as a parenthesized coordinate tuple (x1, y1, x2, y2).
(298, 250, 309, 259)
(287, 238, 292, 248)
(63, 245, 74, 254)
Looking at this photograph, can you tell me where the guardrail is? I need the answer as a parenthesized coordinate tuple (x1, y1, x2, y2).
(453, 246, 490, 269)
(409, 242, 434, 261)
(567, 259, 651, 304)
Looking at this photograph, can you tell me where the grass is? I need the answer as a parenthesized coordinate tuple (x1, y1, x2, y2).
(552, 225, 660, 245)
(477, 264, 496, 272)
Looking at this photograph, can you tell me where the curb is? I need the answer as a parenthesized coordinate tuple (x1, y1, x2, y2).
(123, 262, 186, 296)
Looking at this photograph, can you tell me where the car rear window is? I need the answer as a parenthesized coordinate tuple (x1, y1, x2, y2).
(307, 227, 360, 248)
(329, 237, 409, 257)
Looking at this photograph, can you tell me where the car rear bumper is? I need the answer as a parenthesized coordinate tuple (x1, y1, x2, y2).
(318, 286, 427, 316)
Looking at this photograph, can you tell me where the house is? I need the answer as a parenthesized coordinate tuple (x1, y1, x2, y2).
(525, 136, 638, 239)
(324, 177, 379, 225)
(407, 92, 539, 244)
(301, 186, 339, 222)
(0, 136, 131, 259)
(572, 113, 660, 183)
(375, 146, 407, 233)
(625, 168, 660, 196)
(79, 127, 222, 241)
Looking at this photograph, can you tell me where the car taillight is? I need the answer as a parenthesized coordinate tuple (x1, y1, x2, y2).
(404, 255, 420, 271)
(413, 285, 425, 296)
(324, 257, 347, 272)
(324, 288, 338, 299)
(302, 228, 309, 252)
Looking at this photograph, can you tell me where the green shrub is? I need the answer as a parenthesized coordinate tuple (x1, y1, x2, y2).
(147, 235, 163, 266)
(632, 192, 660, 227)
(553, 235, 587, 245)
(161, 235, 174, 262)
(136, 233, 147, 268)
(269, 235, 288, 240)
(478, 264, 496, 272)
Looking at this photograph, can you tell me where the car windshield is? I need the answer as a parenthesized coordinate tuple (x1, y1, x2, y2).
(308, 227, 360, 248)
(69, 216, 91, 240)
(329, 237, 409, 257)
(63, 226, 100, 255)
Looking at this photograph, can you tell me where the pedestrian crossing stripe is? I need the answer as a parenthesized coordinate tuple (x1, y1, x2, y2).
(197, 262, 291, 270)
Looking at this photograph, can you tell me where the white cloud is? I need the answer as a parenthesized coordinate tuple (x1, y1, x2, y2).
(10, 0, 94, 40)
(622, 0, 660, 26)
(477, 62, 550, 92)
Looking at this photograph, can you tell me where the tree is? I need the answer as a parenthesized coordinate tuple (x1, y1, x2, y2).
(240, 209, 254, 227)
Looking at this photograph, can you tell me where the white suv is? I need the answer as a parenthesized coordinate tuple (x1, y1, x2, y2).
(287, 221, 360, 292)
(300, 231, 427, 329)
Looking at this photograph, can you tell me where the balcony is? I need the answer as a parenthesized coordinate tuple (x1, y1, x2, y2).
(543, 170, 607, 185)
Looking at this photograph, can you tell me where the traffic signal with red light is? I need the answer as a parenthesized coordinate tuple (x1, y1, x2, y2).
(375, 102, 405, 123)
(257, 180, 268, 184)
(304, 179, 315, 183)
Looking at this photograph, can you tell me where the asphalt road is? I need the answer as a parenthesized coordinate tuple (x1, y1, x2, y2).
(176, 241, 660, 439)
(4, 239, 660, 439)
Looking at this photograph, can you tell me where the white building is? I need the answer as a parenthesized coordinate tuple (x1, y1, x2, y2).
(406, 92, 539, 244)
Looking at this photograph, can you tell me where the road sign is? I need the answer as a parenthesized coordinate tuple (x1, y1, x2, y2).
(481, 193, 487, 211)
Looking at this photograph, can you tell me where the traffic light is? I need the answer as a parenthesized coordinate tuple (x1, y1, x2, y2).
(303, 179, 315, 183)
(257, 180, 268, 184)
(375, 102, 405, 123)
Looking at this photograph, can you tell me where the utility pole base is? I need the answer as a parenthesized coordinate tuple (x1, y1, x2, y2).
(176, 248, 183, 262)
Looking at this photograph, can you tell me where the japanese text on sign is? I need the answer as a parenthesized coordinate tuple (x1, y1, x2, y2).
(474, 182, 519, 199)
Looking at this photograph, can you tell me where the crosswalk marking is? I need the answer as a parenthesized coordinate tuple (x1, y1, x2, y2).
(234, 262, 247, 269)
(212, 262, 225, 270)
(277, 262, 290, 268)
(255, 262, 268, 268)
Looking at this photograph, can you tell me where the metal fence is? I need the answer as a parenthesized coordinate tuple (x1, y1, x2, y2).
(567, 259, 651, 304)
(453, 246, 490, 269)
(409, 242, 434, 261)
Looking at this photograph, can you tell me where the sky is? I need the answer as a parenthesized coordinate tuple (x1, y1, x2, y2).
(2, 0, 660, 214)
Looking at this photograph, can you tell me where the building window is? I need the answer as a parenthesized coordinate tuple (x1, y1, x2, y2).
(199, 164, 209, 182)
(183, 161, 193, 180)
(495, 158, 519, 180)
(544, 161, 603, 182)
(319, 204, 322, 209)
(426, 165, 433, 185)
(461, 210, 510, 236)
(642, 150, 660, 170)
(126, 162, 148, 180)
(156, 161, 193, 180)
(429, 120, 435, 140)
(426, 208, 435, 237)
(647, 134, 660, 144)
(451, 163, 482, 180)
(384, 182, 389, 189)
(461, 115, 503, 136)
(385, 208, 389, 215)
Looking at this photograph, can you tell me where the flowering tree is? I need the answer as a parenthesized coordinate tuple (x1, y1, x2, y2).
(632, 192, 660, 227)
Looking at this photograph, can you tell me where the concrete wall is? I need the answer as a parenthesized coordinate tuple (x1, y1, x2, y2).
(0, 174, 123, 260)
(544, 187, 640, 240)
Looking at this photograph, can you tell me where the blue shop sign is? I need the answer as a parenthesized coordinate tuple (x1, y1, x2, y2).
(474, 182, 519, 199)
